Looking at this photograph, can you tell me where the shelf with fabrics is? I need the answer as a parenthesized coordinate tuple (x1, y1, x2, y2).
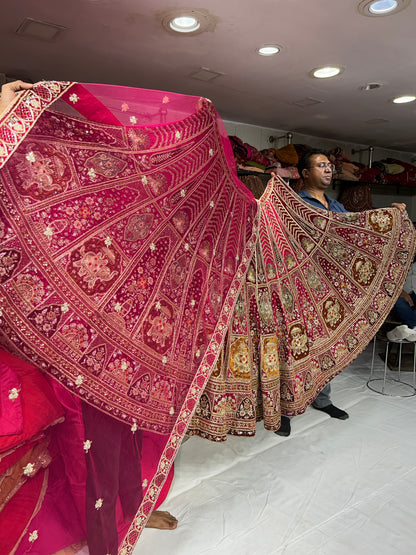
(231, 135, 300, 199)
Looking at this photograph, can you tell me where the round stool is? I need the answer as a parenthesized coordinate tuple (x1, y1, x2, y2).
(368, 333, 416, 397)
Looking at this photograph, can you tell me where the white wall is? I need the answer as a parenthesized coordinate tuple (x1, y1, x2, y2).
(223, 119, 416, 219)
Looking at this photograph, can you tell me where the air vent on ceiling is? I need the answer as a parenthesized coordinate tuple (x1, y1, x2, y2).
(360, 83, 382, 91)
(16, 18, 67, 41)
(188, 68, 224, 82)
(292, 97, 323, 108)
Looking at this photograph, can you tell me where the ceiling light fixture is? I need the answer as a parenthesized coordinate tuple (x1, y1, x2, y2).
(310, 66, 344, 79)
(358, 0, 410, 16)
(258, 45, 280, 56)
(392, 95, 416, 104)
(169, 16, 200, 33)
(159, 8, 217, 36)
(369, 0, 398, 13)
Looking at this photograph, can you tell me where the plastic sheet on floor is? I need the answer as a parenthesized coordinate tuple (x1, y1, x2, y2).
(135, 344, 416, 555)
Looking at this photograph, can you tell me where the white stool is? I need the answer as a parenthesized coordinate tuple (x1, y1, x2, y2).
(368, 333, 416, 397)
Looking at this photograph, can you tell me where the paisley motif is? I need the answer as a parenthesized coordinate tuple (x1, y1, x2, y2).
(124, 213, 154, 241)
(86, 152, 127, 178)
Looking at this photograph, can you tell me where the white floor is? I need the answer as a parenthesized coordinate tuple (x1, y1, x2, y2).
(135, 344, 416, 555)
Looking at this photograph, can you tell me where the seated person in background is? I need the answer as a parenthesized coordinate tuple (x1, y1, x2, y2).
(387, 256, 416, 341)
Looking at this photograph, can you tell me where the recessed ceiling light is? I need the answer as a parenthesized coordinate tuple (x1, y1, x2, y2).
(169, 16, 200, 33)
(392, 95, 416, 104)
(358, 0, 410, 16)
(159, 8, 217, 36)
(258, 45, 280, 56)
(311, 66, 344, 79)
(369, 0, 398, 13)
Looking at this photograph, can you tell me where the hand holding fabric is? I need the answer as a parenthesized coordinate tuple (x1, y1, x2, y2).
(0, 80, 33, 115)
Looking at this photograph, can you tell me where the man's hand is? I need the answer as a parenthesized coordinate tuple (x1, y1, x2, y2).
(0, 80, 33, 115)
(400, 290, 414, 307)
(390, 202, 406, 213)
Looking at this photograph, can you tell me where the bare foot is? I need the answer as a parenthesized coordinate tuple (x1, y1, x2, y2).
(145, 510, 178, 530)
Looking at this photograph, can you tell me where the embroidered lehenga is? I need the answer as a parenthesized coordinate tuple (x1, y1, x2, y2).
(0, 82, 414, 553)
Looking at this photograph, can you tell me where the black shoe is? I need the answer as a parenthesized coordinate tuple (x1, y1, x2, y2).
(274, 415, 291, 436)
(312, 403, 349, 420)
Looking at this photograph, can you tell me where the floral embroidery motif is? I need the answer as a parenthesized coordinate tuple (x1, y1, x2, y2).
(281, 285, 294, 312)
(285, 254, 296, 270)
(301, 236, 315, 253)
(80, 344, 107, 376)
(8, 387, 20, 400)
(261, 337, 279, 378)
(28, 530, 39, 543)
(322, 297, 344, 330)
(369, 210, 393, 233)
(124, 213, 154, 241)
(312, 216, 327, 230)
(85, 152, 127, 179)
(306, 269, 324, 292)
(266, 263, 276, 279)
(69, 93, 79, 103)
(289, 324, 309, 360)
(352, 257, 377, 286)
(345, 334, 358, 351)
(236, 397, 254, 420)
(68, 239, 120, 295)
(128, 128, 151, 150)
(230, 338, 250, 379)
(28, 304, 62, 338)
(0, 249, 21, 284)
(172, 210, 190, 234)
(145, 305, 174, 350)
(321, 354, 335, 371)
(95, 498, 103, 509)
(12, 144, 72, 200)
(195, 393, 211, 419)
(84, 440, 92, 453)
(23, 463, 35, 476)
(129, 372, 151, 403)
(26, 151, 36, 162)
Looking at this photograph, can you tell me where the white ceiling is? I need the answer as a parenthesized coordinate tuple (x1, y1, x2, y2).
(2, 0, 416, 152)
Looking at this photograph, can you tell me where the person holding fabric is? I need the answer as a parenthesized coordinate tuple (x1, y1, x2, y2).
(276, 148, 406, 437)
